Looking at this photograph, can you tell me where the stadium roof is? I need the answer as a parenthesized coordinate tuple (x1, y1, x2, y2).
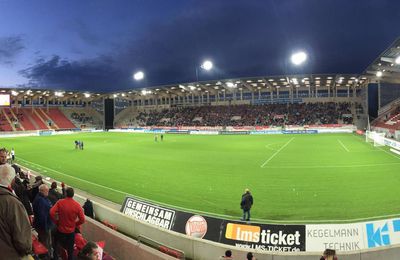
(2, 73, 368, 102)
(3, 37, 400, 101)
(364, 37, 400, 84)
(108, 73, 368, 100)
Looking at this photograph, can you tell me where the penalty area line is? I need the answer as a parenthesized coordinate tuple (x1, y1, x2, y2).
(260, 137, 295, 168)
(337, 139, 350, 152)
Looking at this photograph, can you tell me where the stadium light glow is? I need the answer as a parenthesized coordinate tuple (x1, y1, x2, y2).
(55, 91, 64, 97)
(84, 93, 91, 98)
(201, 60, 213, 71)
(11, 90, 18, 96)
(376, 71, 383, 77)
(133, 71, 144, 81)
(226, 82, 235, 88)
(395, 56, 400, 64)
(291, 51, 307, 65)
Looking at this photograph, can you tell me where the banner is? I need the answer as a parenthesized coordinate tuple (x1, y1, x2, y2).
(220, 221, 305, 252)
(306, 224, 363, 252)
(364, 218, 400, 249)
(121, 196, 400, 252)
(121, 197, 177, 230)
(219, 131, 250, 135)
(282, 130, 318, 134)
(120, 196, 304, 251)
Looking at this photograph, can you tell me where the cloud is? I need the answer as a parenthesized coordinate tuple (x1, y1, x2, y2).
(19, 55, 130, 91)
(0, 36, 25, 65)
(17, 0, 400, 91)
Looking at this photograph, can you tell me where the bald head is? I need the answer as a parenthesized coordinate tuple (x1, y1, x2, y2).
(0, 164, 16, 186)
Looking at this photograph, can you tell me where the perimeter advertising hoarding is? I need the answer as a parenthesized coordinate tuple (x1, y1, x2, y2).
(121, 197, 176, 230)
(306, 223, 363, 252)
(220, 221, 305, 252)
(364, 218, 400, 249)
(121, 196, 306, 251)
(121, 196, 400, 252)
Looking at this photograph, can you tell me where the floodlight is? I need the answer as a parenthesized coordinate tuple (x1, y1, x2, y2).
(226, 82, 235, 88)
(395, 56, 400, 64)
(376, 71, 383, 77)
(134, 71, 144, 81)
(291, 51, 307, 65)
(201, 60, 213, 71)
(84, 93, 91, 98)
(11, 90, 18, 96)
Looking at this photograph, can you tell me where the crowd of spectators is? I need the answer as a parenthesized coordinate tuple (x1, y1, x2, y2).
(0, 148, 114, 260)
(137, 102, 354, 127)
(71, 112, 93, 124)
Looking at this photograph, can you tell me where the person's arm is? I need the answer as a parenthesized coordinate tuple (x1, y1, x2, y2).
(10, 200, 32, 256)
(76, 204, 85, 226)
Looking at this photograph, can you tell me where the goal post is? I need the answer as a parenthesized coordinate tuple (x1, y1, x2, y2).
(365, 130, 386, 146)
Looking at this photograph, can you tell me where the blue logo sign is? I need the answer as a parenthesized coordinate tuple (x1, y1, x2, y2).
(366, 219, 400, 248)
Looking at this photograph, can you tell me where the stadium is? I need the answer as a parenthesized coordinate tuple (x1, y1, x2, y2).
(1, 2, 400, 260)
(0, 37, 399, 259)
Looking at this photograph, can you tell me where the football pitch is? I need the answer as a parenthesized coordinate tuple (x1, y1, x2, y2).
(3, 132, 400, 223)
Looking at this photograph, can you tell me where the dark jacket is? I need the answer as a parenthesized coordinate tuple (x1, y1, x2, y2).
(241, 192, 253, 211)
(12, 178, 33, 215)
(33, 192, 53, 231)
(0, 186, 32, 259)
(82, 199, 94, 219)
(48, 187, 63, 206)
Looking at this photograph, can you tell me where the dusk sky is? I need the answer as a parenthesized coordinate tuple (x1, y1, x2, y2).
(0, 0, 399, 92)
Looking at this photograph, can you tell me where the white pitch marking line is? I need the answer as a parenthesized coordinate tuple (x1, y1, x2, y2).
(260, 137, 295, 168)
(337, 139, 350, 152)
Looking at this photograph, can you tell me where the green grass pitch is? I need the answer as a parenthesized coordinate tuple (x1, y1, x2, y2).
(3, 132, 400, 223)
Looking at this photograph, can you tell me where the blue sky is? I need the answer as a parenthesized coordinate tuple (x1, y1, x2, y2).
(0, 0, 399, 91)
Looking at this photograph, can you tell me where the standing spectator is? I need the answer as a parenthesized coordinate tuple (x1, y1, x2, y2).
(10, 148, 15, 162)
(12, 176, 33, 217)
(0, 164, 32, 259)
(33, 184, 53, 257)
(83, 198, 95, 219)
(48, 181, 63, 205)
(50, 187, 85, 260)
(30, 175, 43, 202)
(61, 182, 66, 197)
(0, 148, 8, 165)
(240, 189, 253, 221)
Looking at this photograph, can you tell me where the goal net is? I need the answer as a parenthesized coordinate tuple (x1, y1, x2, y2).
(366, 131, 386, 147)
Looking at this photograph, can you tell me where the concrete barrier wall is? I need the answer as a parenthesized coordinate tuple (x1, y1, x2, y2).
(81, 217, 177, 260)
(87, 197, 400, 260)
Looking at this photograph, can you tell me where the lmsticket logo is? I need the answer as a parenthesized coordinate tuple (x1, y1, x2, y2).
(225, 223, 301, 246)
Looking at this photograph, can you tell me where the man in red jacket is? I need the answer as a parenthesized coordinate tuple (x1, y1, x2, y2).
(50, 187, 85, 260)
